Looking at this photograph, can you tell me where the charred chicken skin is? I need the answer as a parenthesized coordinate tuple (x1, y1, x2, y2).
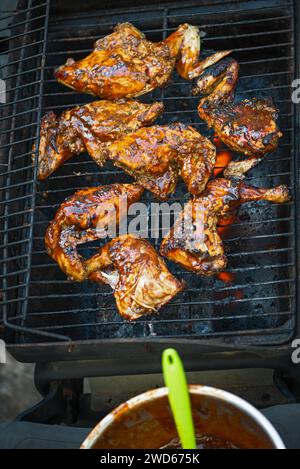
(160, 178, 290, 276)
(54, 22, 202, 99)
(192, 53, 282, 174)
(85, 234, 185, 321)
(45, 183, 143, 281)
(102, 123, 216, 200)
(35, 100, 163, 180)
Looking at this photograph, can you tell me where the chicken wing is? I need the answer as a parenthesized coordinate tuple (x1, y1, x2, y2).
(192, 53, 282, 174)
(45, 183, 143, 281)
(54, 22, 202, 98)
(85, 234, 185, 321)
(102, 123, 216, 199)
(34, 99, 163, 180)
(160, 178, 290, 276)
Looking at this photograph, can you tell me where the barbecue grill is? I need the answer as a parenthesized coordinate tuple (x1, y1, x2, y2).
(0, 0, 300, 382)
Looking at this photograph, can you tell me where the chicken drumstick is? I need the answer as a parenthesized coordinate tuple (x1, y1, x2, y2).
(160, 178, 290, 276)
(45, 183, 143, 281)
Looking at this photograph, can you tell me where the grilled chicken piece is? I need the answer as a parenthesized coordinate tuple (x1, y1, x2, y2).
(160, 178, 290, 276)
(34, 100, 163, 180)
(85, 234, 184, 320)
(54, 22, 202, 98)
(102, 123, 216, 199)
(45, 183, 143, 281)
(192, 53, 282, 174)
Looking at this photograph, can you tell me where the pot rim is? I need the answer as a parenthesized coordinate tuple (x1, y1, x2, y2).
(80, 384, 285, 449)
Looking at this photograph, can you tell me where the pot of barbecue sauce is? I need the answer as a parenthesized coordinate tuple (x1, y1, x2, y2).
(81, 385, 285, 449)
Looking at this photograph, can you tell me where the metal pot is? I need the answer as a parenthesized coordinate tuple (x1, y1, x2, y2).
(81, 385, 285, 449)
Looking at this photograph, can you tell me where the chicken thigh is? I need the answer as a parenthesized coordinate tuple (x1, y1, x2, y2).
(193, 53, 282, 174)
(102, 123, 216, 199)
(54, 22, 201, 98)
(85, 234, 184, 320)
(34, 99, 163, 179)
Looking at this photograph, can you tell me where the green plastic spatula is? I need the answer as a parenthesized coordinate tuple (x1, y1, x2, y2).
(162, 348, 197, 449)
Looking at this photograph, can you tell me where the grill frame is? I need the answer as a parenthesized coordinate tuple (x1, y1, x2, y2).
(0, 0, 299, 363)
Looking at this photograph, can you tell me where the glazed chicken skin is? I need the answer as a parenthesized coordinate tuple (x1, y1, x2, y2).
(160, 178, 290, 276)
(45, 183, 143, 281)
(192, 52, 282, 174)
(102, 123, 216, 200)
(54, 22, 202, 99)
(85, 234, 185, 321)
(35, 100, 163, 180)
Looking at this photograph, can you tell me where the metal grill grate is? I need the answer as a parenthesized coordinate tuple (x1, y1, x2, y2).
(0, 0, 298, 347)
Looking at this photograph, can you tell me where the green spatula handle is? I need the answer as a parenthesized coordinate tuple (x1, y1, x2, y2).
(162, 348, 197, 449)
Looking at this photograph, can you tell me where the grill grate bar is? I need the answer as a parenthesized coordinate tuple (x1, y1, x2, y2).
(0, 135, 36, 150)
(1, 260, 293, 282)
(29, 233, 294, 259)
(13, 150, 38, 162)
(0, 179, 35, 192)
(28, 215, 294, 230)
(4, 206, 292, 226)
(28, 276, 293, 292)
(45, 28, 294, 57)
(0, 238, 32, 250)
(43, 43, 294, 73)
(1, 39, 45, 58)
(29, 250, 294, 272)
(0, 224, 31, 236)
(1, 240, 292, 267)
(1, 291, 294, 307)
(47, 14, 293, 45)
(27, 181, 292, 201)
(41, 308, 297, 324)
(40, 93, 294, 114)
(31, 169, 293, 184)
(44, 70, 293, 88)
(25, 153, 293, 177)
(31, 230, 293, 246)
(51, 2, 292, 24)
(1, 121, 40, 137)
(8, 310, 294, 327)
(41, 90, 294, 115)
(0, 268, 30, 280)
(146, 328, 295, 340)
(42, 84, 293, 99)
(20, 277, 295, 310)
(0, 52, 44, 72)
(0, 193, 33, 207)
(34, 196, 294, 211)
(3, 323, 293, 344)
(0, 107, 39, 124)
(0, 2, 48, 22)
(0, 13, 47, 35)
(0, 207, 33, 221)
(44, 47, 295, 68)
(4, 77, 43, 96)
(2, 147, 292, 173)
(0, 25, 47, 45)
(26, 322, 292, 338)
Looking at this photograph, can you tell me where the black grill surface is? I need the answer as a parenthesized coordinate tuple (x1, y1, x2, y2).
(0, 0, 298, 346)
